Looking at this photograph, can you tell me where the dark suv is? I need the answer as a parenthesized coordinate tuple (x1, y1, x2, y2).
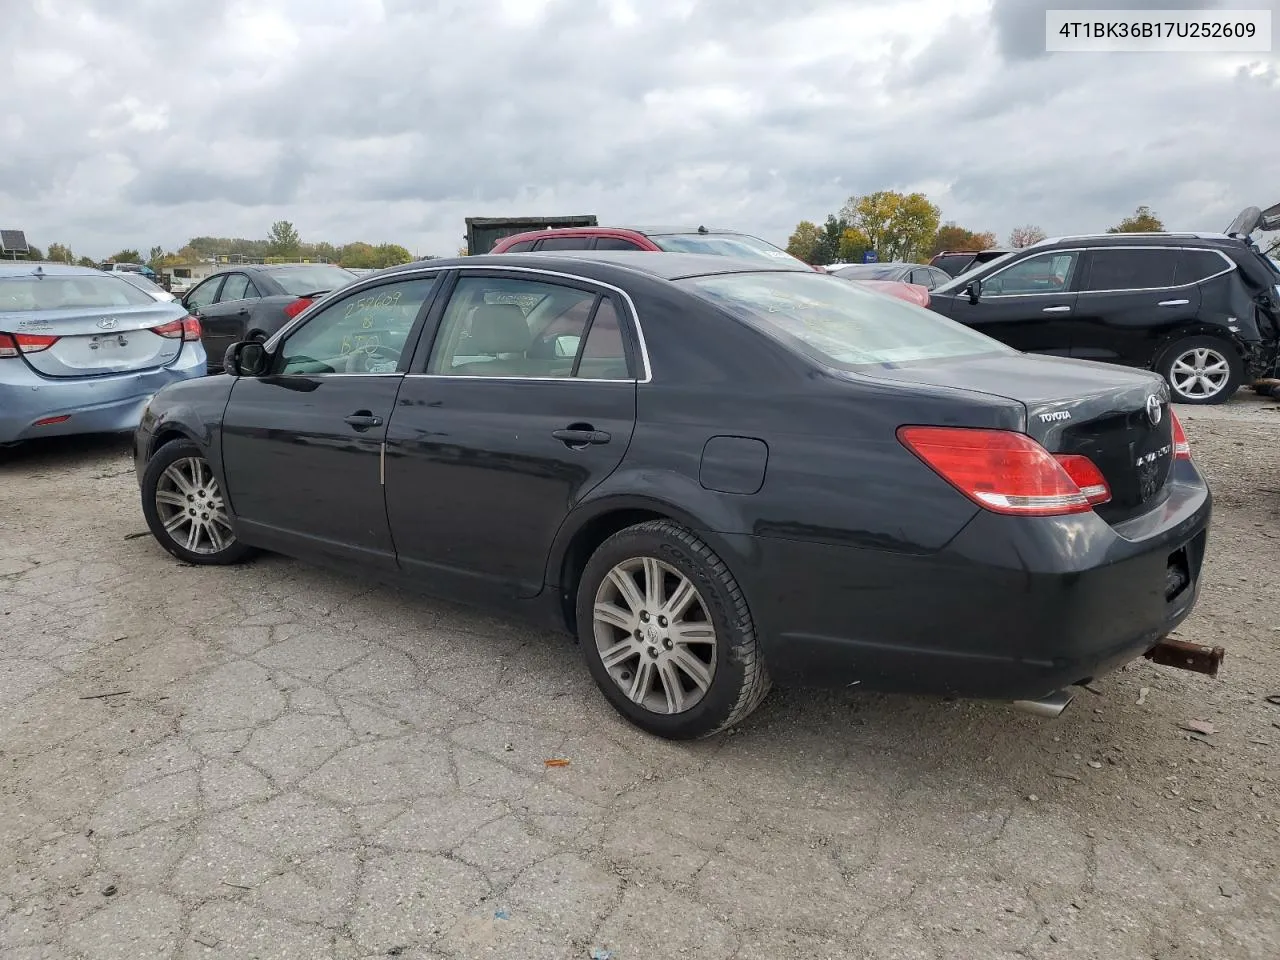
(927, 207, 1280, 404)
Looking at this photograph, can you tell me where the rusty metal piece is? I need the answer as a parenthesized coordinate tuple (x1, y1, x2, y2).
(1144, 637, 1225, 677)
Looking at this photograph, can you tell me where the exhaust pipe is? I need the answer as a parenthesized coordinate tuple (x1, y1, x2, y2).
(1012, 688, 1075, 718)
(1144, 636, 1225, 677)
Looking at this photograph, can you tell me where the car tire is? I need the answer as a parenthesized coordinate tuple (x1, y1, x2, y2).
(140, 438, 253, 566)
(1156, 336, 1242, 405)
(575, 519, 771, 739)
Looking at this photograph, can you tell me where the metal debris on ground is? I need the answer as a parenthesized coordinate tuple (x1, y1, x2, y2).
(78, 690, 130, 700)
(100, 885, 117, 897)
(544, 758, 571, 767)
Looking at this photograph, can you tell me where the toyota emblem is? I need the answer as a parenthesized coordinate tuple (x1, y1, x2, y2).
(97, 317, 118, 330)
(1146, 394, 1162, 426)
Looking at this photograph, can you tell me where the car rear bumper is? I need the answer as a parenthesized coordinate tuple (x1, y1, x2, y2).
(0, 346, 206, 444)
(731, 467, 1212, 701)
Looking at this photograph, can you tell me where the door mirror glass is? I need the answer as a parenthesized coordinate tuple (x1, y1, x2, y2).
(224, 340, 270, 377)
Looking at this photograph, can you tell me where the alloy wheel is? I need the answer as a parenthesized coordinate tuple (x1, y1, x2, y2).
(153, 457, 235, 555)
(1169, 347, 1231, 400)
(592, 556, 717, 715)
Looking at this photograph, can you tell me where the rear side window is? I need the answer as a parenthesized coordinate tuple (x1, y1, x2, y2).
(1174, 249, 1231, 285)
(593, 237, 645, 251)
(931, 254, 974, 275)
(217, 274, 252, 302)
(537, 236, 593, 250)
(682, 271, 1012, 370)
(0, 274, 155, 312)
(503, 240, 535, 252)
(1083, 249, 1177, 291)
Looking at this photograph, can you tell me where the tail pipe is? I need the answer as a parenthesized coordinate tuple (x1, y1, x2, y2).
(1012, 688, 1075, 718)
(1144, 636, 1225, 677)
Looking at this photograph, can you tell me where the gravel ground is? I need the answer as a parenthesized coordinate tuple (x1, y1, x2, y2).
(1, 393, 1278, 960)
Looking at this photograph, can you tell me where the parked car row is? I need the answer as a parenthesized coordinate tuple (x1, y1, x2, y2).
(131, 246, 1219, 738)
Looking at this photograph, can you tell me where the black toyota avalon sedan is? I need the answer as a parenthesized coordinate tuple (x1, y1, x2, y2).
(133, 251, 1213, 739)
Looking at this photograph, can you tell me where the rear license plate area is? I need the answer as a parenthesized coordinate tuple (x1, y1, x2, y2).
(90, 334, 125, 350)
(1165, 547, 1191, 603)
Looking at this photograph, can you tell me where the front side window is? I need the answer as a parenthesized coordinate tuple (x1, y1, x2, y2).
(278, 276, 437, 375)
(537, 236, 594, 250)
(682, 271, 1011, 370)
(427, 275, 630, 379)
(1083, 249, 1177, 292)
(980, 252, 1078, 296)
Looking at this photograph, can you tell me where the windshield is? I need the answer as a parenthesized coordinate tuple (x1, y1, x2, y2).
(934, 251, 1018, 293)
(0, 274, 156, 312)
(264, 265, 357, 295)
(651, 232, 805, 266)
(681, 271, 1011, 370)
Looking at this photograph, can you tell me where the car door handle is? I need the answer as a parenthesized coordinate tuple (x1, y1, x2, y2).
(344, 412, 383, 429)
(236, 307, 249, 316)
(1158, 299, 1190, 307)
(552, 428, 611, 446)
(1041, 305, 1071, 313)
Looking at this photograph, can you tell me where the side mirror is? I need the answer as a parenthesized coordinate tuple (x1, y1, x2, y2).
(966, 280, 981, 305)
(224, 340, 270, 378)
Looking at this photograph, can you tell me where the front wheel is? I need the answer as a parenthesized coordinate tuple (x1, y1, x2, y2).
(576, 520, 771, 739)
(1156, 336, 1242, 405)
(140, 439, 252, 565)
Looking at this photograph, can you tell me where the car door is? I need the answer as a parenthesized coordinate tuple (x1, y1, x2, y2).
(218, 274, 442, 569)
(182, 274, 224, 320)
(384, 271, 639, 602)
(198, 273, 262, 370)
(1070, 247, 1197, 367)
(946, 249, 1081, 355)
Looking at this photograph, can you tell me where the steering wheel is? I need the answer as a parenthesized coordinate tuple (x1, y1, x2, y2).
(344, 342, 400, 373)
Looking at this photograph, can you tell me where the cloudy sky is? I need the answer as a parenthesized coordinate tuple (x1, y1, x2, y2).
(2, 0, 1277, 259)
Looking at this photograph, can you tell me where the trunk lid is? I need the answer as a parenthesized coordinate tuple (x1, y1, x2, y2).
(4, 303, 187, 378)
(861, 353, 1175, 523)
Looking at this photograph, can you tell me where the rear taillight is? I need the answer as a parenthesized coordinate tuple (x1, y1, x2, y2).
(152, 315, 201, 341)
(0, 332, 60, 357)
(283, 297, 314, 319)
(897, 425, 1110, 517)
(1054, 454, 1112, 507)
(1170, 409, 1191, 460)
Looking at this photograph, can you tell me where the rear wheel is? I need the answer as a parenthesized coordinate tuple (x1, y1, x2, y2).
(1156, 336, 1242, 405)
(141, 439, 252, 565)
(576, 520, 770, 739)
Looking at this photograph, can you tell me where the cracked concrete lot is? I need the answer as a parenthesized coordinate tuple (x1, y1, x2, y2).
(2, 397, 1279, 960)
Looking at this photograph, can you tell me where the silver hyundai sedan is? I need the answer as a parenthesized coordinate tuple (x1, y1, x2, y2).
(0, 263, 207, 445)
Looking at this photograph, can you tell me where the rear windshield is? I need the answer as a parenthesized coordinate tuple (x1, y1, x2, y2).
(681, 271, 1011, 370)
(650, 233, 803, 266)
(264, 265, 356, 295)
(934, 251, 1018, 293)
(0, 275, 155, 312)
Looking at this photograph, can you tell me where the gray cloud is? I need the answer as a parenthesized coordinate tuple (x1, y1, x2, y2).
(2, 0, 1278, 259)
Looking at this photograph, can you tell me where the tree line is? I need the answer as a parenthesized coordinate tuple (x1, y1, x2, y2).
(785, 196, 1171, 266)
(13, 221, 423, 271)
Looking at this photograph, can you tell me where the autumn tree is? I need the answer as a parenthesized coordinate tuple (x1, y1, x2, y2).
(786, 220, 824, 263)
(838, 227, 871, 263)
(267, 220, 301, 257)
(932, 223, 997, 255)
(45, 242, 74, 263)
(1107, 205, 1165, 233)
(840, 191, 941, 263)
(76, 256, 97, 268)
(1008, 224, 1047, 248)
(338, 241, 377, 268)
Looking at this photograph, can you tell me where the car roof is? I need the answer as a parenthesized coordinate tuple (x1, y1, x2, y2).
(0, 262, 110, 278)
(1029, 232, 1247, 251)
(381, 250, 813, 282)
